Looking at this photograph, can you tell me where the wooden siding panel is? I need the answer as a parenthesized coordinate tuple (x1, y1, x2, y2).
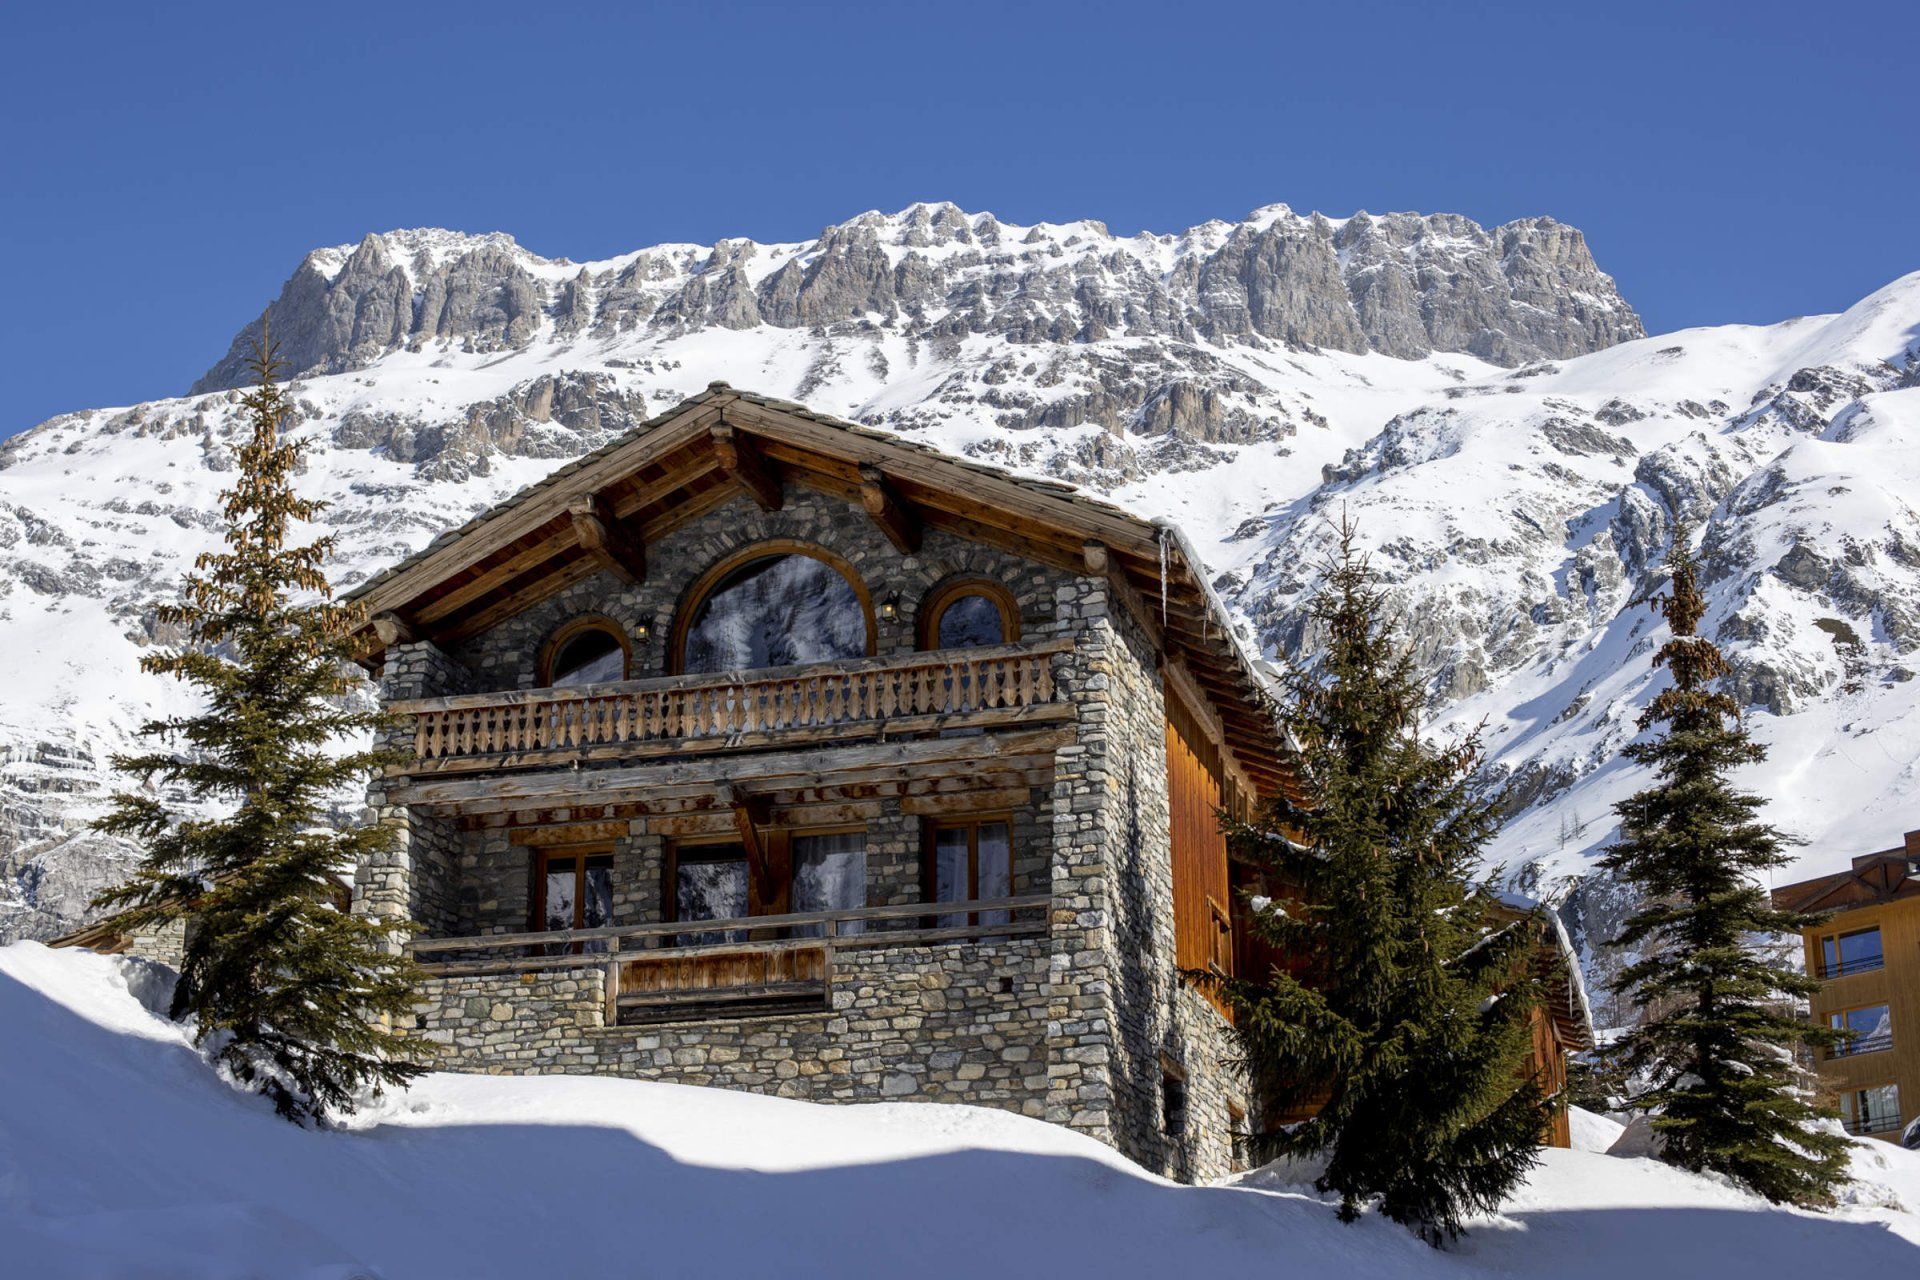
(1166, 695, 1231, 984)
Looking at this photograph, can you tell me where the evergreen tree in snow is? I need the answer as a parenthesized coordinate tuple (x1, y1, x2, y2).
(1599, 535, 1849, 1204)
(93, 331, 424, 1125)
(1214, 520, 1550, 1244)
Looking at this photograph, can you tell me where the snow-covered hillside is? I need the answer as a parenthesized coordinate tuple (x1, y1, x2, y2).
(1, 202, 1916, 999)
(3, 942, 1916, 1279)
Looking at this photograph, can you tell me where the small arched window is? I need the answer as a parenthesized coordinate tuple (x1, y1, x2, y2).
(674, 542, 874, 675)
(919, 579, 1020, 650)
(543, 619, 630, 687)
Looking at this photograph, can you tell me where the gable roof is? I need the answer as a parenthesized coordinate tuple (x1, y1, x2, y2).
(1772, 834, 1920, 916)
(344, 383, 1295, 796)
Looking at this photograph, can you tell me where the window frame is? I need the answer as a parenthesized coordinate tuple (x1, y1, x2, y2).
(539, 615, 632, 687)
(663, 836, 754, 944)
(788, 823, 871, 935)
(1819, 925, 1885, 978)
(916, 577, 1021, 651)
(923, 812, 1016, 925)
(1827, 1002, 1894, 1058)
(668, 539, 875, 676)
(1844, 1083, 1902, 1134)
(528, 844, 616, 953)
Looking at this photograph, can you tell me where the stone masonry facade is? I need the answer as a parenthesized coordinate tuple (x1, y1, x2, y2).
(357, 483, 1249, 1183)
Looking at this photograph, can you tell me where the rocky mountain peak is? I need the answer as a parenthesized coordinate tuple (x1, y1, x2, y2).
(191, 203, 1643, 395)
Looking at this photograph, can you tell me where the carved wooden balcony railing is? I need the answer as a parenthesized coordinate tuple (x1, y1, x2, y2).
(390, 638, 1074, 775)
(408, 894, 1051, 1025)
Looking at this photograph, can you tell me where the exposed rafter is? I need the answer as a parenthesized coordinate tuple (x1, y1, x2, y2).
(711, 420, 783, 512)
(858, 463, 921, 554)
(370, 611, 416, 649)
(568, 494, 646, 584)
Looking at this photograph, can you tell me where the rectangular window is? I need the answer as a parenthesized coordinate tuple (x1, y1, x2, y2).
(1829, 1004, 1893, 1058)
(1227, 1102, 1251, 1173)
(792, 830, 867, 936)
(1844, 1084, 1901, 1135)
(1821, 926, 1884, 978)
(534, 850, 614, 955)
(673, 844, 750, 946)
(1161, 1065, 1189, 1136)
(1206, 897, 1233, 976)
(929, 817, 1013, 928)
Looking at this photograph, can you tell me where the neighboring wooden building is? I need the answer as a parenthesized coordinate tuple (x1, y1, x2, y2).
(1501, 897, 1596, 1149)
(1774, 831, 1920, 1147)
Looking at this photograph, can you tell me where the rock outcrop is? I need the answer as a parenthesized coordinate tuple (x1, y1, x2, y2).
(192, 204, 1642, 394)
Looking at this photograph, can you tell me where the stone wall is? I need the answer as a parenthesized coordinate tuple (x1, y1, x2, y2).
(1041, 569, 1248, 1182)
(403, 938, 1053, 1110)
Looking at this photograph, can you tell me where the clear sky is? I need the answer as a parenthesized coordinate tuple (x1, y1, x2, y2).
(3, 0, 1915, 435)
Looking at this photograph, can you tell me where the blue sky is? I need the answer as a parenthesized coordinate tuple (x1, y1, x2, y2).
(3, 0, 1915, 435)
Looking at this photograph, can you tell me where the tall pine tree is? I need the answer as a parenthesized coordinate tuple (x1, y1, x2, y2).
(93, 330, 424, 1125)
(1217, 520, 1551, 1244)
(1600, 534, 1849, 1204)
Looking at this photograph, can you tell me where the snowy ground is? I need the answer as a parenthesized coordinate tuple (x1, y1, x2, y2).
(3, 944, 1916, 1279)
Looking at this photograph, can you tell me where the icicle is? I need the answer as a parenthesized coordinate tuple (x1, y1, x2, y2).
(1157, 527, 1169, 628)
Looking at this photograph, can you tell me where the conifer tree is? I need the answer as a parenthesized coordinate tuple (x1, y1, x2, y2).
(1215, 520, 1551, 1244)
(1599, 534, 1849, 1204)
(92, 330, 424, 1125)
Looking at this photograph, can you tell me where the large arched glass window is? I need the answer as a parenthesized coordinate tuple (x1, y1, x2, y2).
(675, 543, 873, 675)
(918, 579, 1020, 650)
(542, 619, 630, 687)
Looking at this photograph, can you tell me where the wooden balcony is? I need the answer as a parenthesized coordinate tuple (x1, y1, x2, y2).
(408, 895, 1051, 1025)
(390, 639, 1074, 775)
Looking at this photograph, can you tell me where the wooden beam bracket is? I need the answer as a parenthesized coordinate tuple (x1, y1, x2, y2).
(859, 464, 921, 554)
(371, 611, 417, 649)
(712, 421, 783, 512)
(568, 494, 646, 584)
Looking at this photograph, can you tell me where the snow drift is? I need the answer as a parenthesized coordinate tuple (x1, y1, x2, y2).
(1, 942, 1915, 1279)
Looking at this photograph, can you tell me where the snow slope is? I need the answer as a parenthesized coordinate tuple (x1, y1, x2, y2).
(3, 942, 1917, 1279)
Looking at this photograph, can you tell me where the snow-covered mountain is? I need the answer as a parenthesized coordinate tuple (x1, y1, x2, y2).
(3, 201, 1915, 1000)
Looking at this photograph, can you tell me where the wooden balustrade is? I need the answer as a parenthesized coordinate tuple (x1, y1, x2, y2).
(407, 894, 1051, 1025)
(390, 639, 1073, 774)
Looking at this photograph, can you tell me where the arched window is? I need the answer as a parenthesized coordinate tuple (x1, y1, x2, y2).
(918, 579, 1020, 650)
(674, 541, 874, 675)
(542, 618, 630, 687)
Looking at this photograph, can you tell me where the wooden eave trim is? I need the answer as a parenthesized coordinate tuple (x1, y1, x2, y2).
(721, 401, 1164, 558)
(388, 724, 1077, 816)
(350, 400, 726, 620)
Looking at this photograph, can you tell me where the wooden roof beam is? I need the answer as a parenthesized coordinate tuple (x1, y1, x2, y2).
(712, 421, 783, 512)
(371, 611, 416, 648)
(1085, 540, 1166, 652)
(568, 494, 645, 585)
(859, 464, 921, 554)
(438, 554, 602, 644)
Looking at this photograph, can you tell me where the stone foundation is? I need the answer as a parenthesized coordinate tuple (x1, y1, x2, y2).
(402, 939, 1054, 1110)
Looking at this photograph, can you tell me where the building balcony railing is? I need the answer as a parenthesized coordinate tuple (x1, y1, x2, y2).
(1821, 955, 1885, 979)
(1842, 1113, 1901, 1136)
(408, 894, 1051, 1025)
(389, 638, 1074, 775)
(1829, 1033, 1894, 1059)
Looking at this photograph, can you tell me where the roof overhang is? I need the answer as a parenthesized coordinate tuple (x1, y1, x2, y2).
(344, 383, 1299, 798)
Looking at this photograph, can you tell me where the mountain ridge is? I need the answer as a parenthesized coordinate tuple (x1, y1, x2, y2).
(191, 202, 1642, 394)
(6, 203, 1915, 1018)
